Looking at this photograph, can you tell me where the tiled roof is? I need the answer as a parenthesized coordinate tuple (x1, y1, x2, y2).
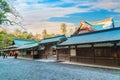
(59, 27, 120, 46)
(17, 43, 38, 50)
(39, 35, 67, 44)
(6, 39, 39, 50)
(14, 39, 37, 46)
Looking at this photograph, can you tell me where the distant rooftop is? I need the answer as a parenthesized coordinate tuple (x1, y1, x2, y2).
(72, 20, 95, 35)
(13, 39, 38, 46)
(39, 35, 67, 44)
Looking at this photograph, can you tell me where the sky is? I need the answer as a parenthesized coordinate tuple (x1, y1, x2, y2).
(7, 0, 120, 34)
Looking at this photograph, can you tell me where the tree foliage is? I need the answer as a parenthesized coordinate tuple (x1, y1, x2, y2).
(0, 30, 14, 48)
(0, 0, 11, 24)
(42, 29, 47, 38)
(0, 28, 35, 49)
(61, 23, 66, 35)
(34, 33, 40, 40)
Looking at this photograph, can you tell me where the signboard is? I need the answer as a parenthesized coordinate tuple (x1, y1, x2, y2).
(70, 49, 76, 56)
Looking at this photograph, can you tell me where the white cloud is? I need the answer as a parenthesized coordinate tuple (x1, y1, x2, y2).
(5, 21, 76, 35)
(90, 0, 120, 11)
(9, 0, 120, 35)
(21, 7, 90, 23)
(24, 21, 76, 35)
(113, 9, 120, 13)
(14, 0, 120, 23)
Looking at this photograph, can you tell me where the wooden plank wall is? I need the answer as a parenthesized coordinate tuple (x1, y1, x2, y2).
(57, 49, 70, 61)
(57, 46, 120, 66)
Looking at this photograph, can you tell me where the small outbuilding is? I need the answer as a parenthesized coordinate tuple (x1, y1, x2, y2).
(7, 39, 39, 58)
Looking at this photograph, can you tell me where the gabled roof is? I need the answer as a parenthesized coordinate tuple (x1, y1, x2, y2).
(58, 27, 120, 46)
(6, 39, 39, 50)
(39, 35, 67, 44)
(73, 18, 114, 36)
(13, 39, 38, 46)
(73, 20, 95, 35)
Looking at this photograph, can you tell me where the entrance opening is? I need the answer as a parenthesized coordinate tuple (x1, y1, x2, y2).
(47, 49, 57, 60)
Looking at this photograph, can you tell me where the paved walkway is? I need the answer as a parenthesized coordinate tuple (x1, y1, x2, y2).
(3, 56, 120, 70)
(16, 56, 120, 70)
(0, 56, 120, 80)
(60, 61, 120, 70)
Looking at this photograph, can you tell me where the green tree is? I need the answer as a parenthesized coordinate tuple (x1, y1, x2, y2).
(13, 29, 21, 38)
(0, 0, 20, 26)
(61, 23, 66, 35)
(20, 31, 29, 39)
(45, 34, 53, 38)
(6, 33, 15, 46)
(28, 32, 34, 40)
(0, 30, 14, 49)
(0, 0, 11, 24)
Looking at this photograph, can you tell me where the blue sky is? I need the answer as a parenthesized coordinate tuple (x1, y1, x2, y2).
(11, 0, 120, 34)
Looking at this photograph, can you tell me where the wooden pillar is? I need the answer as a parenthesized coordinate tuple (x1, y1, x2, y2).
(69, 46, 71, 62)
(113, 43, 118, 65)
(36, 46, 38, 59)
(56, 48, 59, 60)
(44, 45, 47, 59)
(117, 45, 120, 66)
(65, 49, 66, 61)
(92, 44, 95, 63)
(75, 45, 78, 62)
(32, 48, 34, 59)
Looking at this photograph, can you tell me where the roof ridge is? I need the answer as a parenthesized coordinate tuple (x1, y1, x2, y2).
(14, 38, 37, 42)
(71, 27, 120, 38)
(43, 35, 65, 40)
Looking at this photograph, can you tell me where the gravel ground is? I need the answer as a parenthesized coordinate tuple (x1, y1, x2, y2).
(0, 57, 120, 80)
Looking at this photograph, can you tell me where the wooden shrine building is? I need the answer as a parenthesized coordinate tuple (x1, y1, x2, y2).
(7, 39, 39, 58)
(57, 27, 120, 66)
(38, 35, 67, 59)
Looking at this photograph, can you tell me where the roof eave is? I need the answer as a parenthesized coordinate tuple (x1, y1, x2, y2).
(58, 40, 120, 47)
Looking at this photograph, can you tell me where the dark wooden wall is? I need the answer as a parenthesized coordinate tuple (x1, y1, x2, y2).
(57, 46, 120, 67)
(37, 50, 47, 59)
(57, 48, 70, 61)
